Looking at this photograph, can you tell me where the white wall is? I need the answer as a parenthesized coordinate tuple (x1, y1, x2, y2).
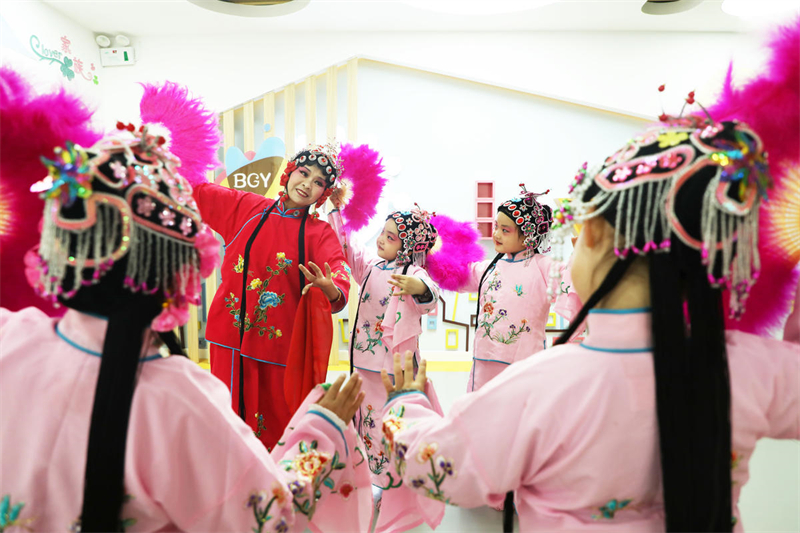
(97, 30, 766, 130)
(0, 0, 106, 125)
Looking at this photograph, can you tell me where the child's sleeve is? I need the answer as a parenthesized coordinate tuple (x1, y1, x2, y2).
(144, 368, 367, 532)
(410, 268, 440, 315)
(459, 260, 491, 294)
(192, 183, 263, 243)
(327, 209, 375, 285)
(379, 367, 540, 510)
(537, 254, 583, 324)
(311, 222, 352, 314)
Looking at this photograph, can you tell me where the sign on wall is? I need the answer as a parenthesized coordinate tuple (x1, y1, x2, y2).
(29, 34, 99, 85)
(217, 136, 286, 197)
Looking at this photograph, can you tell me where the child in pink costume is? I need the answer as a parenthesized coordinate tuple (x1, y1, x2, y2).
(460, 186, 581, 392)
(329, 199, 446, 533)
(0, 74, 372, 532)
(379, 106, 799, 530)
(1, 308, 371, 532)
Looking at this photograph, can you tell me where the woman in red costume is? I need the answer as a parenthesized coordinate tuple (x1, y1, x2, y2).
(192, 144, 351, 450)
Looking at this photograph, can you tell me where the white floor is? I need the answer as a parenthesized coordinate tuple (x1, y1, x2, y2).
(327, 369, 800, 533)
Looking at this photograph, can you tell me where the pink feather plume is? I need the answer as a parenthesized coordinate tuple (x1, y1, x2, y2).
(338, 143, 387, 233)
(139, 81, 220, 187)
(427, 215, 486, 292)
(0, 66, 101, 315)
(706, 17, 800, 335)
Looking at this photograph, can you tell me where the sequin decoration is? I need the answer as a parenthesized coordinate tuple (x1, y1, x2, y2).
(32, 141, 92, 207)
(159, 207, 175, 227)
(179, 216, 193, 236)
(136, 196, 156, 217)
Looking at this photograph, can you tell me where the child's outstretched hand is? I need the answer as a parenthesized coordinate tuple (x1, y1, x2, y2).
(316, 373, 365, 422)
(329, 183, 349, 209)
(300, 261, 340, 301)
(388, 274, 430, 296)
(381, 352, 427, 395)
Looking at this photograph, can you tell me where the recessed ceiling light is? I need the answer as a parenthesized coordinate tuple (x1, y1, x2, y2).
(722, 0, 800, 17)
(186, 0, 310, 17)
(115, 35, 131, 47)
(402, 0, 558, 16)
(641, 0, 705, 15)
(95, 35, 111, 47)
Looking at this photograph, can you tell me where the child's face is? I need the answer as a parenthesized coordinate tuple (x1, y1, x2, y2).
(284, 165, 327, 208)
(377, 218, 403, 262)
(493, 212, 526, 255)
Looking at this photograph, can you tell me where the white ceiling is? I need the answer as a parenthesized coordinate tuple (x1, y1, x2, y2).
(38, 0, 792, 37)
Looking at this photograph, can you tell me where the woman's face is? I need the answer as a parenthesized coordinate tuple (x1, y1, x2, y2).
(284, 165, 327, 208)
(377, 218, 403, 261)
(493, 212, 526, 255)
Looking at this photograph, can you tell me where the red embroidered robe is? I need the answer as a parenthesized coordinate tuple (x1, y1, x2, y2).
(193, 183, 350, 448)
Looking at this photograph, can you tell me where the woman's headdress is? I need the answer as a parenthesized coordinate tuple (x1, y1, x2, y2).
(279, 142, 344, 208)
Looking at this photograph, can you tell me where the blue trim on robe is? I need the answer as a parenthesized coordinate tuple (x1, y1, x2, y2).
(308, 409, 349, 457)
(55, 324, 163, 361)
(579, 343, 652, 354)
(588, 307, 652, 315)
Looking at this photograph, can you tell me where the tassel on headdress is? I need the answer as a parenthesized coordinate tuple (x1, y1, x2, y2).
(25, 81, 221, 331)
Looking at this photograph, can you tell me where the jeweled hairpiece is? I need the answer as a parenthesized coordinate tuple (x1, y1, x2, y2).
(389, 203, 439, 267)
(28, 114, 220, 331)
(498, 184, 553, 261)
(550, 88, 772, 318)
(289, 142, 344, 184)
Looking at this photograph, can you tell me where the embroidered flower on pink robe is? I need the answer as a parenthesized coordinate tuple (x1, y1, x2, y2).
(292, 449, 331, 482)
(271, 481, 289, 506)
(338, 481, 355, 500)
(417, 442, 439, 464)
(437, 456, 457, 477)
(382, 407, 407, 451)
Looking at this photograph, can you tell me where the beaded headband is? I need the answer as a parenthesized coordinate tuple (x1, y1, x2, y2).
(550, 92, 772, 318)
(388, 203, 439, 267)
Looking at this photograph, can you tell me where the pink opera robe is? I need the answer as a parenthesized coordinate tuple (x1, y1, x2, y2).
(329, 210, 446, 533)
(0, 307, 372, 533)
(460, 251, 582, 391)
(380, 309, 800, 532)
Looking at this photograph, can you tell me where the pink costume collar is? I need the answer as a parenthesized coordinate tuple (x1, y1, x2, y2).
(55, 309, 162, 359)
(581, 308, 653, 353)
